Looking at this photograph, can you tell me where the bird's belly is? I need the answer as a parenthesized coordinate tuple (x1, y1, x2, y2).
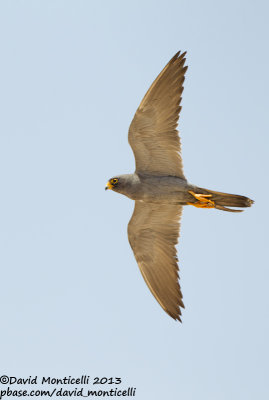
(141, 191, 188, 204)
(129, 176, 191, 204)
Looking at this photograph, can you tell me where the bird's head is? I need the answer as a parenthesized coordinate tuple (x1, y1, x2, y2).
(105, 175, 127, 192)
(105, 176, 120, 191)
(105, 174, 134, 196)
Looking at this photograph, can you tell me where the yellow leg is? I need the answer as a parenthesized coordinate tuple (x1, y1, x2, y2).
(187, 190, 215, 209)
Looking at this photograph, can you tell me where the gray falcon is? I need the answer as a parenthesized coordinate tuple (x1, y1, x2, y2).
(105, 51, 254, 321)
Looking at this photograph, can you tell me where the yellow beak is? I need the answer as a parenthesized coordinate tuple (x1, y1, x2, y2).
(105, 181, 113, 190)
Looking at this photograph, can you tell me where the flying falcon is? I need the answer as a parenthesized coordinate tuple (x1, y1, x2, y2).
(105, 51, 254, 321)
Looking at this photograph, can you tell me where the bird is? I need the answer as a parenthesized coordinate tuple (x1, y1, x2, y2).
(105, 51, 254, 322)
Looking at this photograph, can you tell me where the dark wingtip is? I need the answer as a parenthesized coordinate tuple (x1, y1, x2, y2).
(167, 305, 184, 322)
(170, 51, 181, 63)
(177, 313, 183, 323)
(173, 314, 182, 323)
(171, 50, 187, 63)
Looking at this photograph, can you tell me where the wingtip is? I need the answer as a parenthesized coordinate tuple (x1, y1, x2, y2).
(167, 304, 184, 322)
(170, 51, 181, 63)
(175, 315, 183, 323)
(170, 50, 187, 63)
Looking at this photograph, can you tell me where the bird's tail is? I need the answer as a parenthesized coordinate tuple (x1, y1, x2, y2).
(197, 187, 254, 212)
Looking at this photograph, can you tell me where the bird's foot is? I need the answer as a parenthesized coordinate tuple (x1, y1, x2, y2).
(187, 191, 215, 209)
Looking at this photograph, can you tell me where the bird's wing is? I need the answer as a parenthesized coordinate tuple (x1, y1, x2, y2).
(128, 201, 184, 321)
(128, 51, 187, 179)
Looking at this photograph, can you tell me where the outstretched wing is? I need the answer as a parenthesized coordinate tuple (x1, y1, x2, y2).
(128, 201, 184, 321)
(128, 51, 187, 179)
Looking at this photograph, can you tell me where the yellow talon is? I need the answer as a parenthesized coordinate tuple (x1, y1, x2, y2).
(187, 190, 215, 209)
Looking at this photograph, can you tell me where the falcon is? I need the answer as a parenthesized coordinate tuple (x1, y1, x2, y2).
(105, 51, 254, 321)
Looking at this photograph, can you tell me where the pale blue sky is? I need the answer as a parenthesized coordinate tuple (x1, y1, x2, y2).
(0, 1, 268, 399)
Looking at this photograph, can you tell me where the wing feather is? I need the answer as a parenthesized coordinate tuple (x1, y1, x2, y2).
(128, 51, 188, 179)
(128, 201, 184, 321)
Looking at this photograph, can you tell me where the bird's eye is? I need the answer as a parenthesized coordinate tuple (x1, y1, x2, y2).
(112, 178, 119, 184)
